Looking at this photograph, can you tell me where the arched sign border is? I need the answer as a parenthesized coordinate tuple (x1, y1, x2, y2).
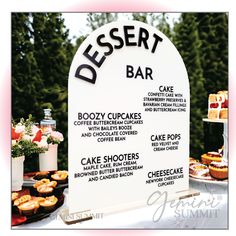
(68, 20, 191, 217)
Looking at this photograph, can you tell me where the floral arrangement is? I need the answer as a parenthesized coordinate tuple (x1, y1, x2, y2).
(12, 115, 64, 158)
(12, 115, 48, 158)
(46, 129, 64, 145)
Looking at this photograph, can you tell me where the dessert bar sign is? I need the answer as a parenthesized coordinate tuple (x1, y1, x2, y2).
(68, 21, 190, 214)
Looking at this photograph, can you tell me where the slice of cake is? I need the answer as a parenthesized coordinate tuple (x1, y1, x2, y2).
(208, 91, 228, 119)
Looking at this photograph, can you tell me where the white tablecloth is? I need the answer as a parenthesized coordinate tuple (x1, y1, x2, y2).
(14, 180, 228, 229)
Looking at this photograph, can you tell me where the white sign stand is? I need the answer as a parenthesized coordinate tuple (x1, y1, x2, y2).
(65, 20, 199, 224)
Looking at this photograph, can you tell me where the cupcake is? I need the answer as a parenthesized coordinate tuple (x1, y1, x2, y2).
(37, 184, 54, 197)
(34, 171, 50, 180)
(189, 163, 209, 177)
(209, 161, 228, 180)
(201, 152, 222, 165)
(18, 199, 40, 216)
(51, 170, 68, 184)
(39, 195, 58, 212)
(14, 195, 31, 207)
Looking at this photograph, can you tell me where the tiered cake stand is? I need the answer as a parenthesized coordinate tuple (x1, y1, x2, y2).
(190, 118, 228, 185)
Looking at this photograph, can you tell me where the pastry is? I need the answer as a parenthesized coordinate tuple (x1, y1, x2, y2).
(39, 195, 58, 212)
(18, 199, 40, 216)
(37, 184, 54, 197)
(33, 178, 50, 189)
(201, 152, 222, 165)
(209, 161, 228, 180)
(189, 157, 199, 164)
(207, 91, 228, 119)
(51, 170, 68, 184)
(34, 171, 50, 180)
(14, 195, 31, 206)
(189, 163, 209, 177)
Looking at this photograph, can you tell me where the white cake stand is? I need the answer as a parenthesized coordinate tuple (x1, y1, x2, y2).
(202, 118, 228, 161)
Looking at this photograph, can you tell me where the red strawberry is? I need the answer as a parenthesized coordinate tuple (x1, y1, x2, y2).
(210, 103, 219, 109)
(221, 99, 228, 108)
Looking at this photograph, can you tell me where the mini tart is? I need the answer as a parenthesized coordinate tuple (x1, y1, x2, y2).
(12, 192, 19, 202)
(51, 170, 68, 183)
(39, 195, 58, 212)
(189, 163, 209, 177)
(37, 184, 54, 197)
(201, 152, 222, 165)
(14, 195, 31, 206)
(189, 157, 199, 164)
(209, 161, 228, 180)
(33, 178, 50, 189)
(18, 200, 40, 216)
(34, 171, 50, 180)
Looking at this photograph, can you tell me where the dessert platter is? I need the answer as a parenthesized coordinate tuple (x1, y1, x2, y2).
(12, 170, 68, 226)
(189, 154, 228, 185)
(189, 90, 229, 185)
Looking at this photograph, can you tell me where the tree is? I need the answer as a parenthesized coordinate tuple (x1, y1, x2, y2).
(195, 13, 228, 94)
(132, 13, 173, 39)
(151, 13, 173, 39)
(87, 13, 118, 30)
(32, 13, 74, 169)
(174, 13, 207, 158)
(195, 13, 228, 152)
(132, 13, 148, 23)
(12, 13, 74, 170)
(12, 13, 42, 117)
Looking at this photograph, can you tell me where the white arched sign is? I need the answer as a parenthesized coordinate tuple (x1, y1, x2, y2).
(68, 21, 190, 215)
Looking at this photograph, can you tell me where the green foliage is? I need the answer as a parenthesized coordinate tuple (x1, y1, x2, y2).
(132, 13, 149, 23)
(12, 143, 24, 158)
(195, 13, 228, 94)
(132, 13, 173, 39)
(12, 13, 74, 169)
(156, 13, 172, 39)
(13, 140, 47, 158)
(87, 13, 118, 30)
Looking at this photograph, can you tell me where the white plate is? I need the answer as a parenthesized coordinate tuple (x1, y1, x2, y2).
(190, 176, 228, 186)
(202, 118, 227, 124)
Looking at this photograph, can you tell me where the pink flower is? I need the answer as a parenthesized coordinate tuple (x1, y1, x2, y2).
(15, 124, 25, 133)
(32, 125, 39, 135)
(50, 131, 64, 142)
(34, 136, 48, 149)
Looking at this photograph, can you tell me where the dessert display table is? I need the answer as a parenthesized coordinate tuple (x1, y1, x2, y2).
(13, 181, 228, 229)
(202, 118, 228, 161)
